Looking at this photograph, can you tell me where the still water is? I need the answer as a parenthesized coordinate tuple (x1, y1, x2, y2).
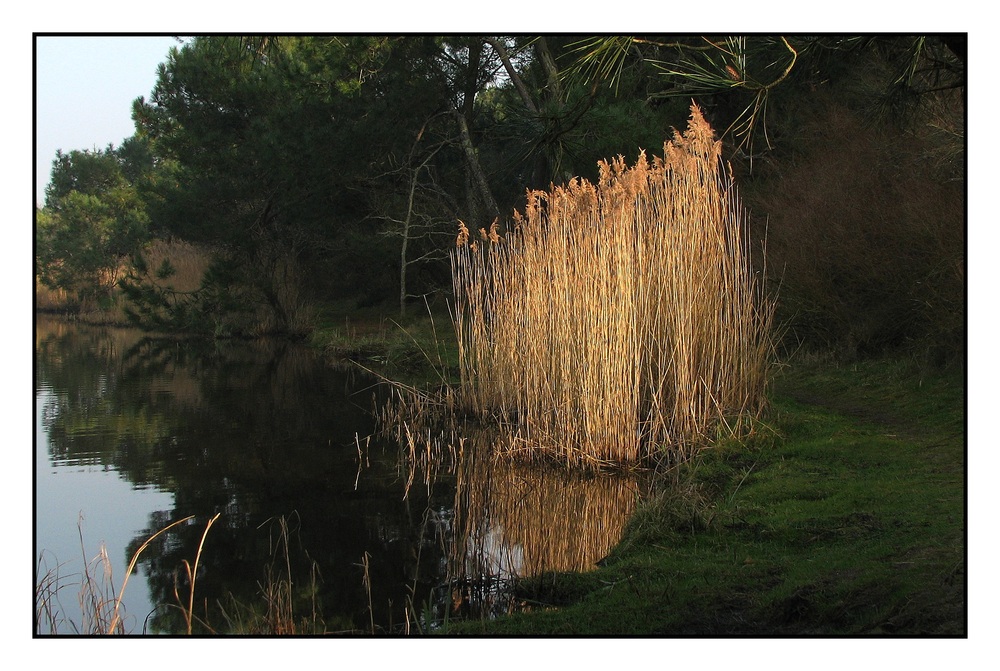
(34, 316, 644, 634)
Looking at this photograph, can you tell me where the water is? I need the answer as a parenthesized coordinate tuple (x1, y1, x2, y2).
(34, 316, 643, 634)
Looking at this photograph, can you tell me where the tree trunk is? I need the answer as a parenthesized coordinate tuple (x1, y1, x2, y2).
(399, 222, 409, 319)
(452, 107, 501, 225)
(535, 37, 563, 105)
(484, 37, 538, 115)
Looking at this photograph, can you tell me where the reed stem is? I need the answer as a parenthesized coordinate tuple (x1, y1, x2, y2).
(450, 103, 774, 465)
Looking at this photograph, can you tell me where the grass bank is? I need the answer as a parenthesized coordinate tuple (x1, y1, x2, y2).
(438, 355, 965, 635)
(309, 300, 460, 386)
(309, 308, 965, 635)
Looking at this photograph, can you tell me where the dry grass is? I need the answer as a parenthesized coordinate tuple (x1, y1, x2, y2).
(34, 239, 213, 324)
(450, 103, 774, 466)
(141, 238, 212, 294)
(216, 514, 328, 635)
(34, 512, 329, 635)
(35, 514, 199, 635)
(35, 268, 130, 323)
(34, 279, 71, 312)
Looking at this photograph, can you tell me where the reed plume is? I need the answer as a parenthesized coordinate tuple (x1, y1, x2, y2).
(451, 103, 774, 465)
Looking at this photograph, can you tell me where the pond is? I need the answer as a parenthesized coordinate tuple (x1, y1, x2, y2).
(34, 316, 645, 634)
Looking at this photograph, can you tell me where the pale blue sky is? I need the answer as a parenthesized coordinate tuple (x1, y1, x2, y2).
(35, 35, 184, 204)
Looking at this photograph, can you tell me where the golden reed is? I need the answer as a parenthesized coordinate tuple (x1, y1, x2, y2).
(451, 104, 774, 466)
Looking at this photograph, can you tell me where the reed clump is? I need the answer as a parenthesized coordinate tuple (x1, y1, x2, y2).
(450, 103, 774, 466)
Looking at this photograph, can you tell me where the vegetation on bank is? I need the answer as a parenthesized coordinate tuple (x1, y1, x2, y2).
(440, 355, 965, 635)
(450, 106, 773, 465)
(305, 309, 966, 636)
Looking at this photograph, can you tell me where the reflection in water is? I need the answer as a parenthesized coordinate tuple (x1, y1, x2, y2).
(393, 420, 645, 623)
(36, 317, 646, 634)
(36, 316, 427, 634)
(458, 454, 641, 576)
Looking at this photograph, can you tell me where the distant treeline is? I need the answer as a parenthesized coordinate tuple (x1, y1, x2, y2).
(35, 35, 964, 362)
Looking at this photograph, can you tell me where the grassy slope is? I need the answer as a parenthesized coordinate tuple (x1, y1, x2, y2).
(309, 301, 461, 386)
(442, 356, 966, 636)
(310, 308, 965, 635)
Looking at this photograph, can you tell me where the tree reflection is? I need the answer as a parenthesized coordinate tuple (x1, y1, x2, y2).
(36, 317, 645, 634)
(36, 317, 453, 633)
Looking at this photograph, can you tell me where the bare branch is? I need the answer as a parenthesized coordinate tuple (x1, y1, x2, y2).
(484, 37, 539, 115)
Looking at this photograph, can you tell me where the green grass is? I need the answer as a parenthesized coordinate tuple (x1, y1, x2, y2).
(305, 306, 965, 635)
(309, 300, 460, 386)
(440, 355, 965, 635)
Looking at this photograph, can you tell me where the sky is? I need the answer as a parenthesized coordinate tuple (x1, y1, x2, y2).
(35, 35, 184, 204)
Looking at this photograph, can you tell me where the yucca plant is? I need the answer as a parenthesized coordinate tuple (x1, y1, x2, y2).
(450, 103, 774, 466)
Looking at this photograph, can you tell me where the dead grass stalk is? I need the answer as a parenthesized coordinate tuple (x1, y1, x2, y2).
(450, 103, 774, 465)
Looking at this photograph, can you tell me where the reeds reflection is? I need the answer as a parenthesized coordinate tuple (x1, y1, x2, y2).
(394, 421, 645, 620)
